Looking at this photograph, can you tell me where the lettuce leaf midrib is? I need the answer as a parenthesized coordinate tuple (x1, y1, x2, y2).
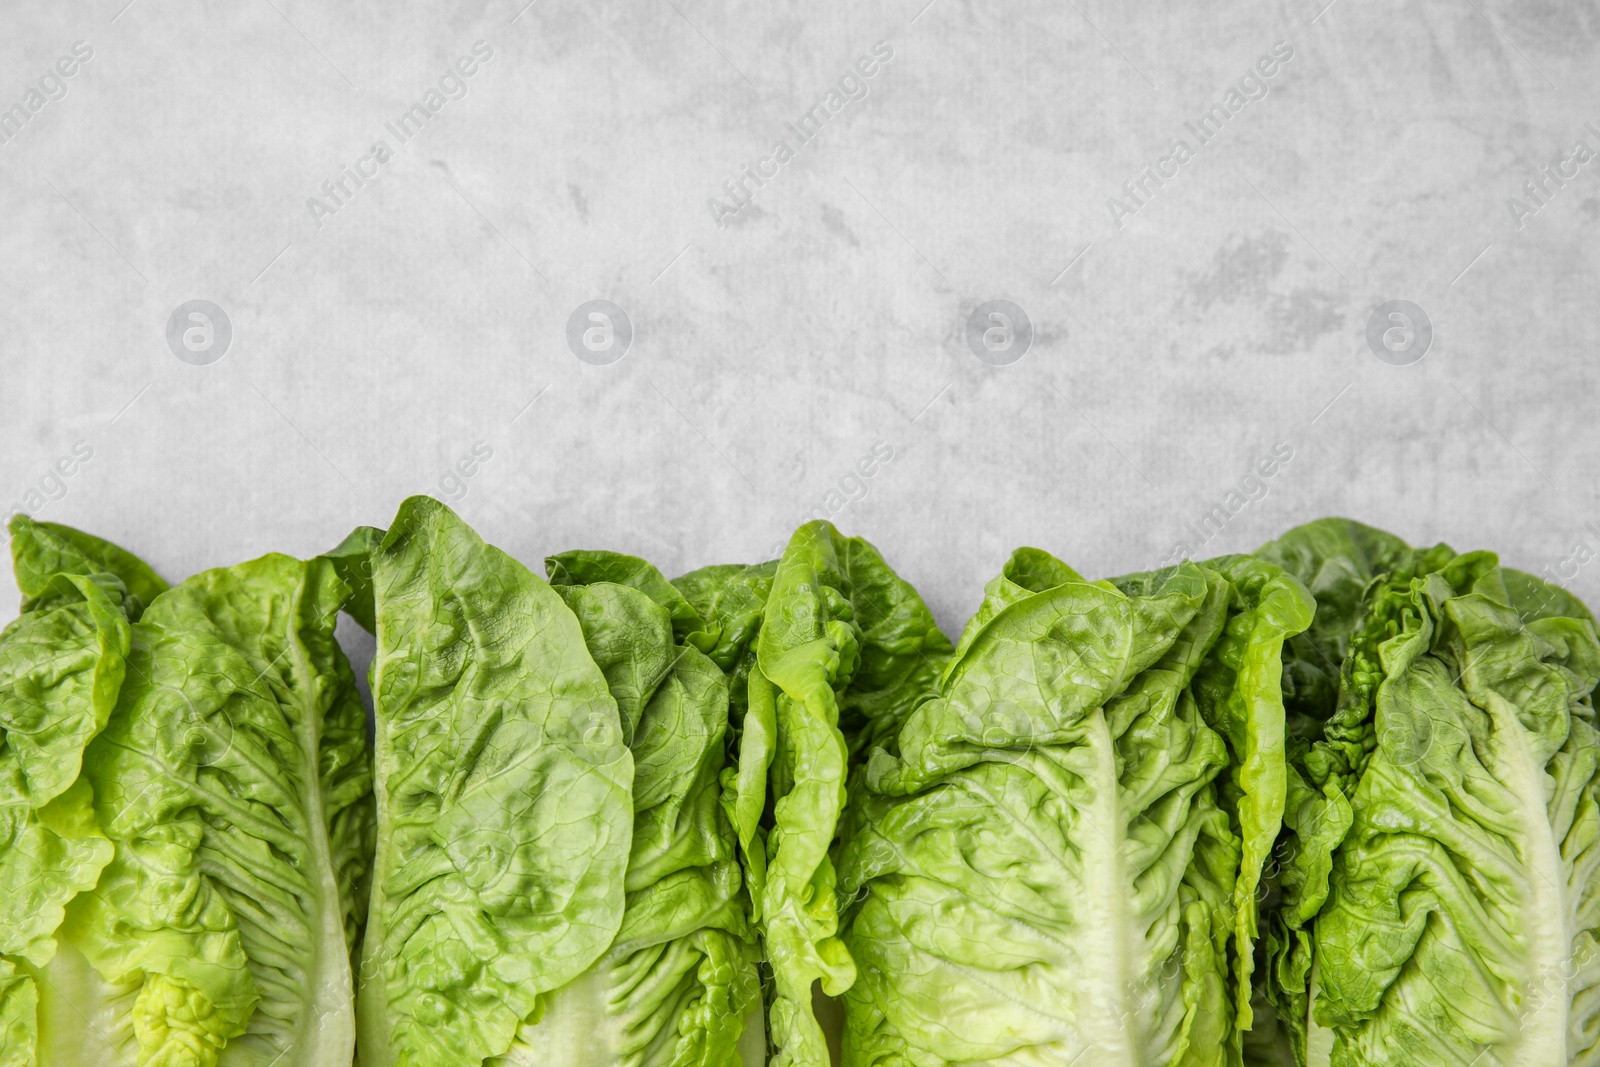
(150, 559, 357, 1066)
(841, 555, 1241, 1066)
(273, 579, 361, 1064)
(1448, 615, 1582, 1062)
(1281, 539, 1600, 1065)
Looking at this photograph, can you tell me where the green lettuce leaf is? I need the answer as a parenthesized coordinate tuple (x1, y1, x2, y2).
(324, 525, 383, 635)
(0, 518, 158, 1062)
(828, 535, 952, 761)
(0, 571, 129, 968)
(354, 497, 633, 1067)
(0, 572, 129, 810)
(671, 562, 777, 689)
(1255, 520, 1600, 1064)
(0, 957, 35, 1067)
(548, 550, 709, 646)
(0, 777, 109, 973)
(756, 522, 950, 1067)
(671, 562, 777, 924)
(1252, 520, 1455, 1063)
(1186, 555, 1314, 1054)
(1503, 566, 1596, 625)
(840, 554, 1271, 1065)
(9, 516, 167, 621)
(32, 550, 374, 1067)
(547, 579, 678, 743)
(1285, 552, 1600, 1063)
(669, 525, 947, 1066)
(943, 545, 1096, 668)
(1253, 519, 1440, 730)
(490, 558, 760, 1066)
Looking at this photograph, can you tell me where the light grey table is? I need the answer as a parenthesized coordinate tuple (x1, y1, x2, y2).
(4, 0, 1598, 651)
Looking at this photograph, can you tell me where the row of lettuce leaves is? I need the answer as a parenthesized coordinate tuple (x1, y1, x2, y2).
(0, 502, 1323, 1067)
(1255, 519, 1600, 1066)
(1, 498, 949, 1067)
(328, 499, 951, 1067)
(30, 503, 1588, 1067)
(0, 513, 373, 1067)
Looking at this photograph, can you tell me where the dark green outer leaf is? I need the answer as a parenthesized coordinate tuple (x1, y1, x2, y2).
(324, 525, 383, 635)
(498, 575, 760, 1067)
(355, 497, 633, 1067)
(9, 515, 167, 621)
(830, 535, 952, 761)
(547, 550, 707, 645)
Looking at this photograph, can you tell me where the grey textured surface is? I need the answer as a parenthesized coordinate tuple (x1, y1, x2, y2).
(3, 0, 1599, 640)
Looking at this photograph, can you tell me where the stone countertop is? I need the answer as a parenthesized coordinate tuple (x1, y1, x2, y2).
(3, 0, 1597, 640)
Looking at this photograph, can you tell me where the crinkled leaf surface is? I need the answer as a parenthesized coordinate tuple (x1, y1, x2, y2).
(1298, 557, 1600, 1064)
(1253, 521, 1454, 1063)
(9, 516, 167, 621)
(756, 523, 950, 1067)
(671, 562, 777, 922)
(671, 562, 776, 693)
(499, 571, 760, 1067)
(0, 572, 128, 970)
(1186, 555, 1312, 1051)
(355, 497, 632, 1067)
(840, 557, 1252, 1066)
(662, 528, 946, 1066)
(0, 957, 36, 1067)
(1256, 521, 1600, 1065)
(40, 551, 373, 1067)
(825, 536, 952, 761)
(0, 519, 156, 1062)
(548, 551, 708, 646)
(1254, 519, 1440, 729)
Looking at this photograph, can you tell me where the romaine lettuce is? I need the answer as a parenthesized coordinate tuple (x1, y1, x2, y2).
(508, 550, 761, 1067)
(16, 505, 1594, 1067)
(352, 497, 634, 1067)
(1258, 520, 1600, 1065)
(3, 514, 373, 1067)
(670, 558, 779, 979)
(838, 547, 1308, 1066)
(0, 520, 133, 1066)
(657, 523, 949, 1067)
(1185, 554, 1316, 1055)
